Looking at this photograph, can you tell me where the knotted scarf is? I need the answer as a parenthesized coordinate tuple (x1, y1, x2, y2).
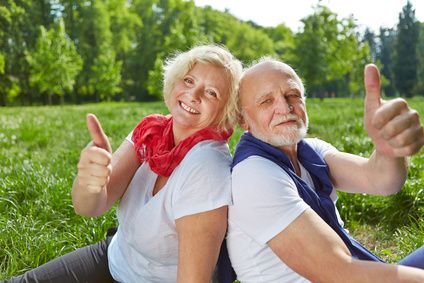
(131, 114, 232, 177)
(232, 132, 383, 261)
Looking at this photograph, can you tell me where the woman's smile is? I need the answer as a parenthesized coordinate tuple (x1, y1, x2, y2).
(179, 101, 200, 114)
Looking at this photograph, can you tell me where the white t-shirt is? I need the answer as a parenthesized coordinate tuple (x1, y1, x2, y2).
(227, 138, 339, 283)
(108, 139, 233, 283)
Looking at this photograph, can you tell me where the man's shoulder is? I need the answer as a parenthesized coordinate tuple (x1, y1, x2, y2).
(233, 155, 281, 173)
(232, 155, 295, 188)
(304, 137, 338, 157)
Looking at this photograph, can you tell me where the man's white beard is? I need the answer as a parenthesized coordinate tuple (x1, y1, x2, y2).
(248, 114, 308, 147)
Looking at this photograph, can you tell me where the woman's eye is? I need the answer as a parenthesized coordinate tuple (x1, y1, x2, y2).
(206, 89, 217, 97)
(184, 77, 194, 85)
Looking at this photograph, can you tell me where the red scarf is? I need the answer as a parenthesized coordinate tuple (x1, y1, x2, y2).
(132, 114, 233, 177)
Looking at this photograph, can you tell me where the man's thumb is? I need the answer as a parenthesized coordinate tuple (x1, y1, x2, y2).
(86, 113, 112, 153)
(364, 64, 382, 113)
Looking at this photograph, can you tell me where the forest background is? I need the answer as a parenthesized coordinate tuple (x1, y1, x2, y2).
(0, 0, 423, 106)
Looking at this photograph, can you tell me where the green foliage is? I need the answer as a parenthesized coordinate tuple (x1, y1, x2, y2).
(147, 55, 165, 99)
(107, 0, 141, 56)
(26, 19, 83, 104)
(378, 28, 397, 97)
(0, 53, 4, 75)
(293, 5, 370, 98)
(414, 22, 424, 96)
(89, 48, 122, 101)
(0, 0, 423, 105)
(262, 24, 295, 62)
(394, 1, 419, 97)
(0, 0, 28, 105)
(226, 22, 275, 64)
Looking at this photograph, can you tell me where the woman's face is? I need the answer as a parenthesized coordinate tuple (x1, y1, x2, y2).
(167, 62, 230, 142)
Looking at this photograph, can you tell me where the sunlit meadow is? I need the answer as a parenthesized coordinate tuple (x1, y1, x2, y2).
(1, 98, 423, 279)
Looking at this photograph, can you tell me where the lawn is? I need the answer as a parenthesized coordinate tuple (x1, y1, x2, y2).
(0, 98, 423, 279)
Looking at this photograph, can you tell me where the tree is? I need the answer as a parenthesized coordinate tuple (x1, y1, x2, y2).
(73, 0, 122, 102)
(378, 28, 397, 97)
(262, 24, 295, 62)
(226, 22, 275, 64)
(363, 28, 377, 62)
(197, 6, 275, 64)
(415, 22, 424, 95)
(293, 5, 369, 98)
(146, 0, 201, 100)
(89, 48, 122, 101)
(106, 0, 141, 100)
(130, 0, 201, 100)
(26, 19, 82, 104)
(0, 0, 28, 105)
(394, 1, 419, 97)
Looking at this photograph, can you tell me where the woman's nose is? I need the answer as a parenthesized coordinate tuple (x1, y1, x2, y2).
(188, 86, 202, 102)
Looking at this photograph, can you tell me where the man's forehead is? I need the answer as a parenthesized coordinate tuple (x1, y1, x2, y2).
(240, 62, 302, 100)
(243, 61, 299, 84)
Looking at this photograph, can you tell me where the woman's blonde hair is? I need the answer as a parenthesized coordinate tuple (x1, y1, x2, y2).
(163, 44, 243, 131)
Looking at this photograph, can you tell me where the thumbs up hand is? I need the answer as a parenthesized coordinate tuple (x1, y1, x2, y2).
(76, 114, 113, 194)
(364, 64, 424, 157)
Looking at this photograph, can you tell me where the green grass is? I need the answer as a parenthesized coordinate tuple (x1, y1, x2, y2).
(0, 98, 423, 278)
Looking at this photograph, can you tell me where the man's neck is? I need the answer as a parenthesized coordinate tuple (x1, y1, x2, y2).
(279, 144, 301, 176)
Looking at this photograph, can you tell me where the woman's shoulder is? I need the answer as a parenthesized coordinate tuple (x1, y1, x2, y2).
(186, 140, 231, 162)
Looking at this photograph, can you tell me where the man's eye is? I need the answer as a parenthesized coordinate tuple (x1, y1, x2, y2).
(286, 94, 301, 102)
(260, 99, 272, 105)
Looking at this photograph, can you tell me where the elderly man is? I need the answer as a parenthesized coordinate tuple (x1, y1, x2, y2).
(226, 58, 424, 282)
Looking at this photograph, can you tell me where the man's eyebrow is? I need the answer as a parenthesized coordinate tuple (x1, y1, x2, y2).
(285, 80, 302, 92)
(285, 87, 302, 95)
(254, 92, 273, 104)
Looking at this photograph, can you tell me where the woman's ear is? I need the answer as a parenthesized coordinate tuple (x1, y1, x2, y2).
(238, 113, 249, 131)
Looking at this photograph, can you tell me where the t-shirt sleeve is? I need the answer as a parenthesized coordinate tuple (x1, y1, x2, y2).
(305, 138, 338, 158)
(171, 142, 233, 219)
(230, 156, 309, 245)
(125, 131, 134, 144)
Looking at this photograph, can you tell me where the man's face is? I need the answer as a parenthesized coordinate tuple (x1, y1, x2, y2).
(239, 62, 308, 147)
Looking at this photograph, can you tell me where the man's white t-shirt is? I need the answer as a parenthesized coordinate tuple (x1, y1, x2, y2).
(227, 138, 339, 283)
(108, 139, 233, 283)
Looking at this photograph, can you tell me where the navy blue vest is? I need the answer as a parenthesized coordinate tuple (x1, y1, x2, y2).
(233, 132, 382, 261)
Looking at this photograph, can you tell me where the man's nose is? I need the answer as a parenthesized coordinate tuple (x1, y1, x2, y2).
(274, 96, 292, 114)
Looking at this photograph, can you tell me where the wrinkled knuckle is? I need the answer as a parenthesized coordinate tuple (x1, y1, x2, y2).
(101, 167, 110, 177)
(386, 124, 398, 137)
(404, 146, 416, 156)
(387, 136, 400, 148)
(395, 135, 407, 147)
(77, 160, 87, 170)
(409, 109, 420, 122)
(394, 97, 408, 107)
(77, 177, 88, 187)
